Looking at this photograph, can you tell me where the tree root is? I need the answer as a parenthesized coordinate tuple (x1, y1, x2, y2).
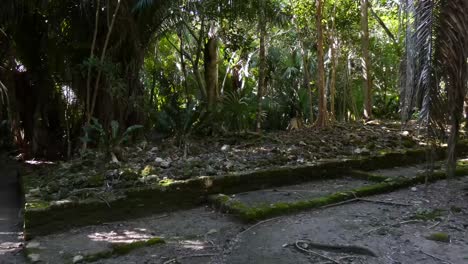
(295, 239, 377, 257)
(421, 250, 453, 264)
(321, 197, 411, 210)
(294, 240, 340, 264)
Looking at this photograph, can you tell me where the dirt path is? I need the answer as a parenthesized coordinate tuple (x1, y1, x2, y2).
(0, 156, 25, 264)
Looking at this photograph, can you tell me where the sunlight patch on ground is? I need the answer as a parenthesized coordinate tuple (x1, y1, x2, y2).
(88, 229, 153, 244)
(178, 240, 209, 251)
(0, 231, 22, 236)
(0, 242, 23, 254)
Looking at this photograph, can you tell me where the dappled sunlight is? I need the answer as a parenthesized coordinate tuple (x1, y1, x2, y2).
(0, 241, 23, 254)
(0, 231, 23, 255)
(24, 160, 55, 165)
(179, 240, 210, 251)
(88, 229, 154, 244)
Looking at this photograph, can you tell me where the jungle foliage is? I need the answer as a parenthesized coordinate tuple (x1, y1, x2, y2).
(0, 0, 466, 160)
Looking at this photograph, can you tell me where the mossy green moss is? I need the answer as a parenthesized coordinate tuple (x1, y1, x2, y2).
(83, 237, 165, 262)
(427, 232, 450, 243)
(25, 201, 50, 210)
(158, 178, 176, 187)
(141, 165, 156, 177)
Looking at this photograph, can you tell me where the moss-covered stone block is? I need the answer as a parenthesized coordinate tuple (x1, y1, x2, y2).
(211, 168, 466, 222)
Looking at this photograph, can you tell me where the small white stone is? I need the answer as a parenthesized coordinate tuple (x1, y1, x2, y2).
(206, 229, 218, 235)
(150, 147, 159, 152)
(73, 255, 84, 263)
(411, 187, 417, 192)
(221, 144, 230, 151)
(160, 160, 171, 168)
(51, 199, 72, 206)
(28, 253, 41, 263)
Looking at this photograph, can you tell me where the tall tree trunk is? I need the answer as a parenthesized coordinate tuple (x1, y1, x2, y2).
(360, 0, 373, 119)
(315, 0, 328, 127)
(149, 40, 159, 108)
(299, 37, 313, 123)
(86, 0, 100, 124)
(178, 29, 189, 105)
(149, 71, 156, 107)
(400, 0, 415, 122)
(256, 2, 267, 132)
(204, 22, 219, 112)
(329, 1, 337, 122)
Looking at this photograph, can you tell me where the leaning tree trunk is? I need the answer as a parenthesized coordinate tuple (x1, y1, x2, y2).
(204, 22, 219, 112)
(360, 0, 373, 119)
(315, 0, 328, 127)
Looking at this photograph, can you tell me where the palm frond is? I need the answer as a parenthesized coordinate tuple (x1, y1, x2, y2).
(436, 0, 468, 176)
(401, 0, 468, 176)
(0, 80, 8, 107)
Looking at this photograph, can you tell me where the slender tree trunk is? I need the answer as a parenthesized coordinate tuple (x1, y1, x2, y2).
(401, 0, 415, 122)
(299, 37, 313, 123)
(193, 18, 206, 100)
(360, 0, 373, 119)
(329, 1, 337, 122)
(204, 22, 218, 112)
(83, 0, 101, 151)
(86, 0, 100, 121)
(178, 30, 190, 105)
(256, 2, 267, 132)
(149, 71, 156, 107)
(315, 0, 328, 127)
(149, 40, 159, 108)
(89, 0, 121, 123)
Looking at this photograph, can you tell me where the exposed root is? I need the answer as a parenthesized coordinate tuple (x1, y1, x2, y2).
(357, 198, 411, 207)
(294, 240, 340, 264)
(421, 250, 453, 264)
(363, 220, 424, 235)
(321, 197, 410, 210)
(237, 217, 282, 237)
(162, 253, 217, 264)
(295, 239, 377, 257)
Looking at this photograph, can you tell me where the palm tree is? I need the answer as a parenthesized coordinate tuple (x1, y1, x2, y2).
(401, 0, 468, 177)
